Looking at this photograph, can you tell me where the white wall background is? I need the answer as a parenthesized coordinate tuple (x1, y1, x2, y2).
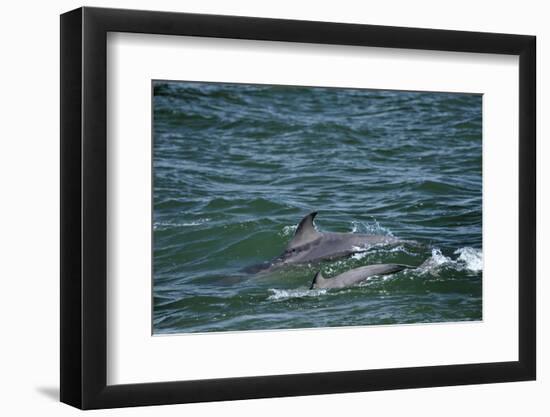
(0, 0, 545, 415)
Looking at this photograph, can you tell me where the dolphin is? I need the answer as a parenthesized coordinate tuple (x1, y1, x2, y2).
(310, 264, 412, 289)
(245, 212, 409, 273)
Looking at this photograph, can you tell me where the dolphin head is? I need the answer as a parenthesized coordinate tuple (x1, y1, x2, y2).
(277, 244, 309, 264)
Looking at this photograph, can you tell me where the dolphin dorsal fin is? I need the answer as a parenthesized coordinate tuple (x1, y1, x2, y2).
(310, 270, 325, 289)
(288, 212, 321, 249)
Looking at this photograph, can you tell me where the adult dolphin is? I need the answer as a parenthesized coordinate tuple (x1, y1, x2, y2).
(310, 264, 412, 289)
(245, 212, 410, 273)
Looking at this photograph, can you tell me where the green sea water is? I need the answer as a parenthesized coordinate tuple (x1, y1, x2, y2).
(152, 81, 482, 334)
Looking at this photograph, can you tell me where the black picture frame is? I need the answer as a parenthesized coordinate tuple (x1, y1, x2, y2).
(60, 6, 536, 410)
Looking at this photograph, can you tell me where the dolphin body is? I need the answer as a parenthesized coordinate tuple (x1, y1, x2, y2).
(246, 212, 405, 273)
(310, 264, 412, 289)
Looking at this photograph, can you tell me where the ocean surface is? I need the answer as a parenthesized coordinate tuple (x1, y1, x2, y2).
(152, 81, 482, 334)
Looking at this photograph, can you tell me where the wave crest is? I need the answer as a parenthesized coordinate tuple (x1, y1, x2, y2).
(267, 288, 327, 301)
(454, 247, 483, 272)
(419, 247, 482, 274)
(350, 219, 394, 236)
(153, 218, 210, 231)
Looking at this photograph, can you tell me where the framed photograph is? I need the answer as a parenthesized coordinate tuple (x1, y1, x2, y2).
(60, 6, 536, 409)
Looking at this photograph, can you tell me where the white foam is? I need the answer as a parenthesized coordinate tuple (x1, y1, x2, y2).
(267, 288, 327, 301)
(454, 247, 483, 272)
(351, 251, 368, 260)
(280, 224, 298, 236)
(419, 247, 483, 274)
(431, 248, 452, 265)
(153, 218, 210, 230)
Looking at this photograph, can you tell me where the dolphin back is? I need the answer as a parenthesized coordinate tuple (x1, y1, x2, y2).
(311, 263, 413, 289)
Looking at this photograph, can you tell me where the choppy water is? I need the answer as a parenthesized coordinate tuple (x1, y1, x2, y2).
(153, 81, 482, 334)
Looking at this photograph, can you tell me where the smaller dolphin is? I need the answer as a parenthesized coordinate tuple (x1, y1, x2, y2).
(310, 264, 412, 289)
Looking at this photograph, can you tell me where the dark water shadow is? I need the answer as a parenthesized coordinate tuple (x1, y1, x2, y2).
(36, 386, 59, 401)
